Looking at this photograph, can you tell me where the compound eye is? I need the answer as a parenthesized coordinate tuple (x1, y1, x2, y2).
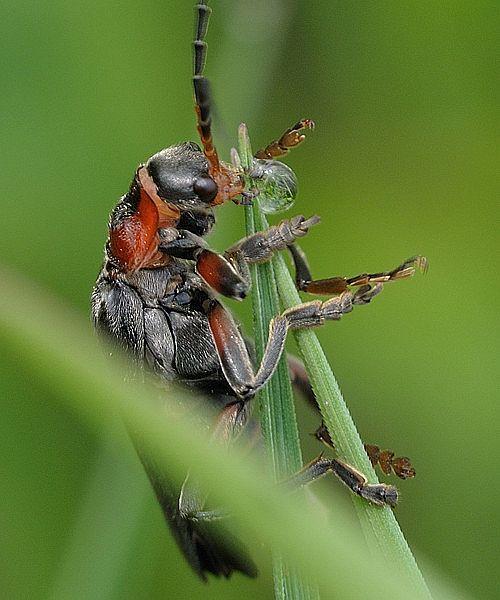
(193, 175, 218, 203)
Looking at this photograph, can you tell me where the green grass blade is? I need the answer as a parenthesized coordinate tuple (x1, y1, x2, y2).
(251, 236, 431, 597)
(241, 126, 319, 600)
(238, 122, 430, 598)
(272, 231, 431, 597)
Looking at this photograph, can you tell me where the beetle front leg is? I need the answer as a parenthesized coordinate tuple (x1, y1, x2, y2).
(159, 216, 319, 301)
(195, 215, 320, 300)
(254, 119, 315, 160)
(226, 214, 320, 265)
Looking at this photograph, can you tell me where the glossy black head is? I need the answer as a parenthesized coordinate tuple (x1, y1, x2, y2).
(146, 142, 218, 210)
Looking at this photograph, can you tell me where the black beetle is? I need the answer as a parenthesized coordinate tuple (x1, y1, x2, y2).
(92, 1, 425, 580)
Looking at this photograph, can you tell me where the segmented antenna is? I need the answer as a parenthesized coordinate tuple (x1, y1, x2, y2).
(193, 2, 220, 170)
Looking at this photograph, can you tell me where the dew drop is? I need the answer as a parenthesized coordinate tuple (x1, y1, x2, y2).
(250, 159, 298, 214)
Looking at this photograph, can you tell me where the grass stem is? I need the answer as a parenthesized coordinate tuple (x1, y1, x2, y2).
(239, 124, 431, 599)
(240, 125, 319, 600)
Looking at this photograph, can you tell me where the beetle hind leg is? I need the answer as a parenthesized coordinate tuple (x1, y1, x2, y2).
(286, 455, 398, 507)
(170, 399, 258, 580)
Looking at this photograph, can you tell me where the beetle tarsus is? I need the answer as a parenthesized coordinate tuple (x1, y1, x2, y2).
(255, 118, 316, 160)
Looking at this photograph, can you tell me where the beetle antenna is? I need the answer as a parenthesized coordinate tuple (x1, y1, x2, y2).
(193, 2, 221, 172)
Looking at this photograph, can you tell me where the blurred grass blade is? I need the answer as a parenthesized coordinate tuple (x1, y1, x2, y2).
(0, 264, 463, 600)
(49, 438, 149, 600)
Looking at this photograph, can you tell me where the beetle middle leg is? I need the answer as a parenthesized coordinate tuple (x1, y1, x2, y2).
(207, 287, 361, 400)
(207, 248, 417, 400)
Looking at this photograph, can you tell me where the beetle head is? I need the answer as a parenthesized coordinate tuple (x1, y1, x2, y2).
(146, 142, 218, 211)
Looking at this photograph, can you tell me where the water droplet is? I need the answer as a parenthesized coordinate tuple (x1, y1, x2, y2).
(250, 159, 298, 214)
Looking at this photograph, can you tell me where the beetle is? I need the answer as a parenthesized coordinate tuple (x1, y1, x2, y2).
(91, 0, 426, 580)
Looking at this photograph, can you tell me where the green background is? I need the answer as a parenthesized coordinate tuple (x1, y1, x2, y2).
(1, 1, 497, 598)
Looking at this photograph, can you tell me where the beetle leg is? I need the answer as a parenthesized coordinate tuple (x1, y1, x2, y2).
(195, 215, 320, 299)
(207, 287, 360, 398)
(364, 444, 416, 480)
(177, 401, 254, 531)
(210, 401, 252, 444)
(180, 508, 229, 522)
(158, 228, 208, 259)
(144, 395, 257, 580)
(287, 354, 317, 409)
(254, 119, 315, 160)
(201, 223, 426, 304)
(226, 214, 320, 265)
(289, 244, 428, 300)
(288, 360, 417, 482)
(207, 301, 265, 398)
(158, 217, 320, 301)
(314, 424, 416, 480)
(290, 360, 417, 481)
(286, 455, 398, 507)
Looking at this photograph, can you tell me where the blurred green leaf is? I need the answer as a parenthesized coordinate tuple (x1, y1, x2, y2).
(0, 267, 461, 600)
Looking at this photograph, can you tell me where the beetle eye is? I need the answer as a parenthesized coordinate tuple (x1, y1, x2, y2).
(193, 175, 218, 203)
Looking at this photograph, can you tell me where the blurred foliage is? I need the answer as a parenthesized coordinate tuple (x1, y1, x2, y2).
(0, 1, 497, 599)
